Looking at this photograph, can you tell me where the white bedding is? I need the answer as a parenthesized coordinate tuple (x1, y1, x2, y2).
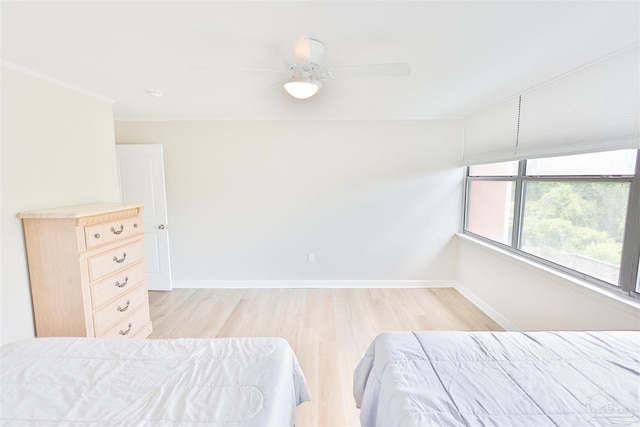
(354, 331, 640, 426)
(1, 337, 310, 426)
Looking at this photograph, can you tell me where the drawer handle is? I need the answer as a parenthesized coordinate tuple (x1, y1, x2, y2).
(94, 233, 101, 239)
(113, 252, 127, 263)
(114, 276, 129, 288)
(117, 300, 131, 312)
(119, 323, 132, 336)
(133, 223, 139, 228)
(110, 225, 124, 235)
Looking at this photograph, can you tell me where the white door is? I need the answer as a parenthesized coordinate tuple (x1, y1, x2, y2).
(116, 144, 172, 291)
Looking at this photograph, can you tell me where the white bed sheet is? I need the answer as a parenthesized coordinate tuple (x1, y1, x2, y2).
(1, 337, 310, 426)
(354, 331, 640, 427)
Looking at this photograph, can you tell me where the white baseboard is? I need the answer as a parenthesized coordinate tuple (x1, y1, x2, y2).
(453, 282, 520, 331)
(172, 279, 458, 289)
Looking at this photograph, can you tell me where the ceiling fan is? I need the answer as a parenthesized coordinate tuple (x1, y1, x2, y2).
(282, 36, 411, 99)
(199, 36, 411, 100)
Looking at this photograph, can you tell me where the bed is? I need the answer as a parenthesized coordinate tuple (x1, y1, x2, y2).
(354, 330, 640, 426)
(1, 336, 310, 426)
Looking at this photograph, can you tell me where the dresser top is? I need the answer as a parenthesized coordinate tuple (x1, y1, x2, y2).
(17, 203, 144, 219)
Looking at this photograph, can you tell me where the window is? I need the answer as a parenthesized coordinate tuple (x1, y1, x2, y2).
(466, 161, 518, 246)
(464, 149, 640, 295)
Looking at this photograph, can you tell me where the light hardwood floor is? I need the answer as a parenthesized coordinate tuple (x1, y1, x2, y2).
(148, 287, 503, 427)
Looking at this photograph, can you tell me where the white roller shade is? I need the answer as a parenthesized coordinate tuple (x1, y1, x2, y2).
(462, 97, 521, 165)
(463, 46, 640, 165)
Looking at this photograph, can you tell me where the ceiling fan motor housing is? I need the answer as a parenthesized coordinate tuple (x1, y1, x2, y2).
(307, 38, 325, 70)
(292, 36, 326, 71)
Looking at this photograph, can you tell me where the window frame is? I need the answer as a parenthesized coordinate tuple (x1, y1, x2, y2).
(463, 149, 640, 298)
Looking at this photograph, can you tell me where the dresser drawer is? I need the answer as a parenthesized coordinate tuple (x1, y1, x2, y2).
(93, 284, 148, 335)
(99, 304, 151, 338)
(84, 217, 143, 250)
(90, 262, 145, 309)
(84, 223, 106, 249)
(87, 240, 144, 282)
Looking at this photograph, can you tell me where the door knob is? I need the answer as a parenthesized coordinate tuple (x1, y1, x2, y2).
(158, 224, 167, 230)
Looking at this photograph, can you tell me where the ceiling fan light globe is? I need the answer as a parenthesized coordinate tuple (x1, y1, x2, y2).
(283, 78, 322, 99)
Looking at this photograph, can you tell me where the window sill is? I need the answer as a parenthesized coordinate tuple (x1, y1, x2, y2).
(456, 232, 640, 312)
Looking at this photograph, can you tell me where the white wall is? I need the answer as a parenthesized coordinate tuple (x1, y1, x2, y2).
(1, 66, 121, 345)
(115, 120, 463, 284)
(457, 235, 640, 330)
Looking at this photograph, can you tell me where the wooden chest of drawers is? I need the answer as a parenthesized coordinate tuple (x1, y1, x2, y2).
(18, 203, 153, 338)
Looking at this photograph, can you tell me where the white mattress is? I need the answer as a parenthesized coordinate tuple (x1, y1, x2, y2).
(1, 337, 310, 426)
(354, 331, 640, 426)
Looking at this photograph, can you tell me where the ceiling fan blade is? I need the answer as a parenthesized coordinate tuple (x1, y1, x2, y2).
(192, 64, 289, 76)
(324, 62, 411, 78)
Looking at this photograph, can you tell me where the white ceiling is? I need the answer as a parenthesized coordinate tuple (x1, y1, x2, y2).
(2, 1, 638, 121)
